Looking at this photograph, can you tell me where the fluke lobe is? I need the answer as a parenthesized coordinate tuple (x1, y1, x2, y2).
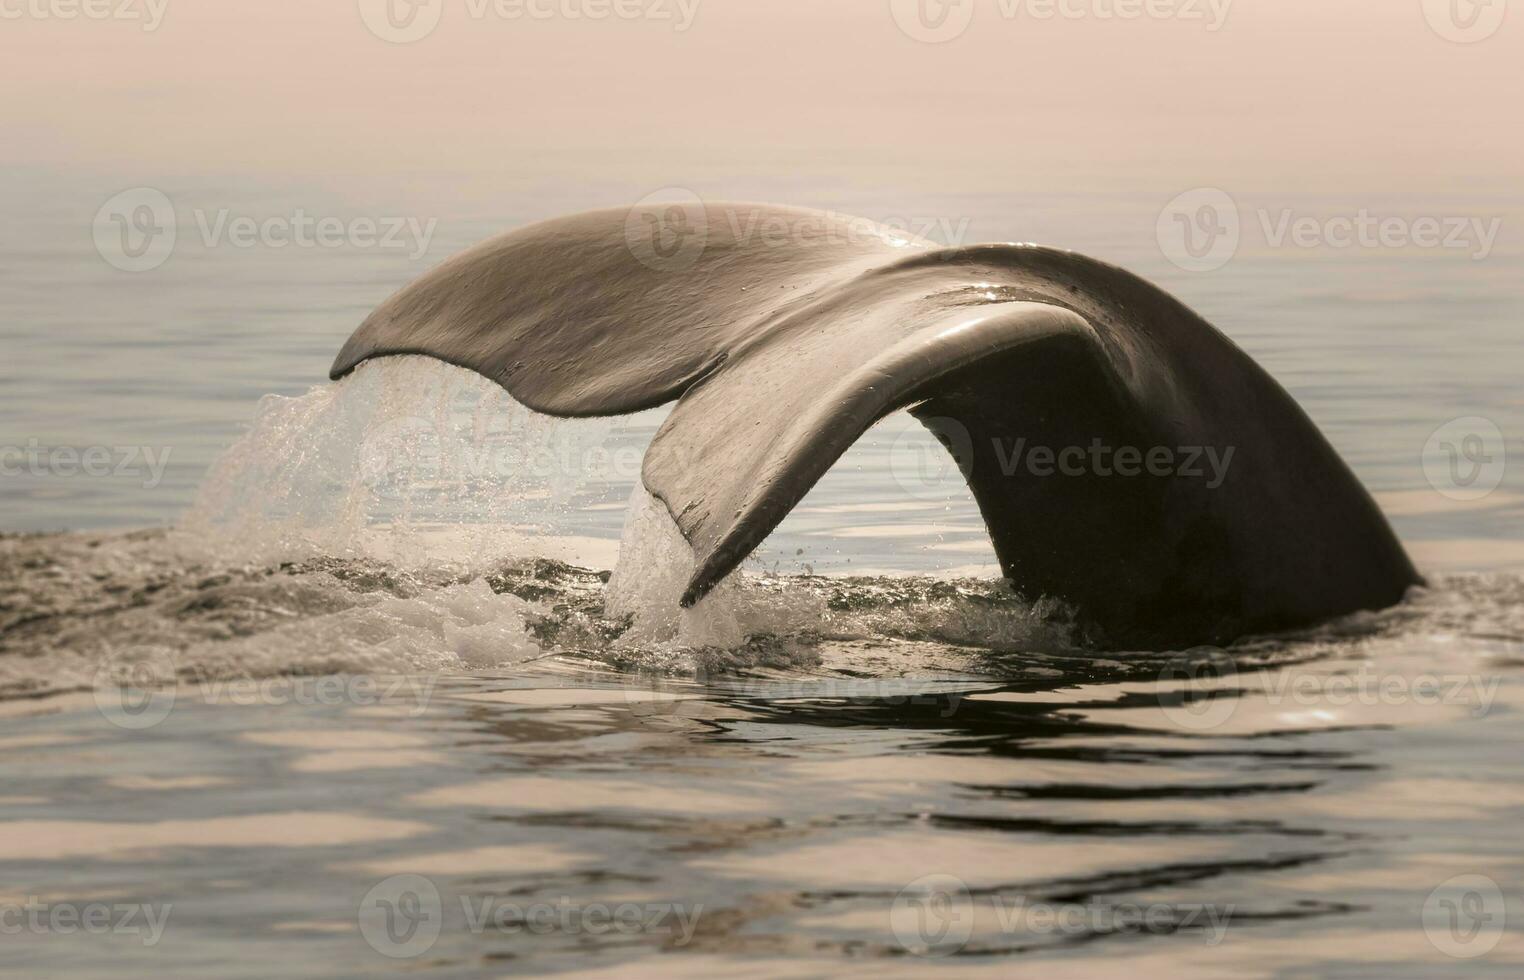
(331, 201, 1420, 650)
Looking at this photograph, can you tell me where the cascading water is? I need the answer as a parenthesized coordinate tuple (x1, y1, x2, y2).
(181, 355, 635, 570)
(24, 355, 1512, 705)
(2, 356, 1104, 697)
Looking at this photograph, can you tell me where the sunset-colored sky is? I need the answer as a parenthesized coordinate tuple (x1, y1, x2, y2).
(4, 0, 1520, 197)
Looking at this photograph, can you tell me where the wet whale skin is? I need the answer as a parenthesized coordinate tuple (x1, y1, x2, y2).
(331, 202, 1420, 650)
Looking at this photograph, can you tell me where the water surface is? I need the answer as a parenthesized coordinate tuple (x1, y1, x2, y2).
(2, 181, 1520, 977)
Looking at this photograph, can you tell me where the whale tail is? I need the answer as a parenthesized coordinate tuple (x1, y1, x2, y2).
(332, 201, 1419, 649)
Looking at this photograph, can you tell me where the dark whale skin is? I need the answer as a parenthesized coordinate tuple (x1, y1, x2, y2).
(332, 202, 1421, 650)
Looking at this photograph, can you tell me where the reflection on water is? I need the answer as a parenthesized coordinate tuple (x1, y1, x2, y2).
(1, 530, 1520, 976)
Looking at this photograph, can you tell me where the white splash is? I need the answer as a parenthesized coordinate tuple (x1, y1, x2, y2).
(182, 356, 630, 571)
(605, 485, 747, 647)
(167, 354, 1029, 660)
(605, 484, 833, 649)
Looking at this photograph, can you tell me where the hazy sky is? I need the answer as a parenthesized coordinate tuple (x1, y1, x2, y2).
(5, 0, 1520, 197)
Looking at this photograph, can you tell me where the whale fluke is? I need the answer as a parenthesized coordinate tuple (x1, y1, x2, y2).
(332, 202, 1420, 649)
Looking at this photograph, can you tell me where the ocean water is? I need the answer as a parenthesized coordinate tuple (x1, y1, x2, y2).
(2, 177, 1522, 977)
